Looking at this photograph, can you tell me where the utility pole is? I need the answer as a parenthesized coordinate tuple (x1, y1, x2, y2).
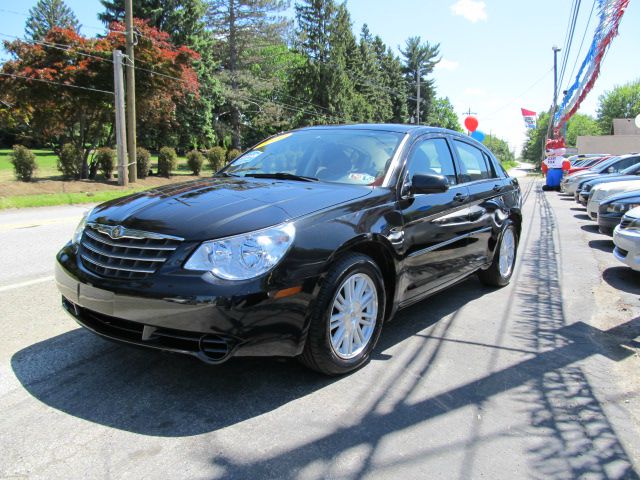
(125, 0, 137, 182)
(546, 45, 561, 142)
(416, 67, 421, 125)
(113, 50, 128, 186)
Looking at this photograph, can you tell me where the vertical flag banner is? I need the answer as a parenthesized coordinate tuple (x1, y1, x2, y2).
(521, 108, 537, 129)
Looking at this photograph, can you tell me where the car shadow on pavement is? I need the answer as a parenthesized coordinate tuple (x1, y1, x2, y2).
(10, 274, 493, 438)
(603, 266, 640, 295)
(581, 224, 601, 233)
(574, 213, 591, 221)
(570, 207, 586, 212)
(588, 239, 615, 252)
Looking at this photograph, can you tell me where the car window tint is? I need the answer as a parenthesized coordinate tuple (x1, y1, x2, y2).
(454, 141, 490, 182)
(406, 138, 457, 185)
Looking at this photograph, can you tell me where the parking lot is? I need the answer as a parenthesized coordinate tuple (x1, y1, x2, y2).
(1, 175, 639, 479)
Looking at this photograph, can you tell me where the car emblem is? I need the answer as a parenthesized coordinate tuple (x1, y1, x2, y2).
(111, 226, 123, 239)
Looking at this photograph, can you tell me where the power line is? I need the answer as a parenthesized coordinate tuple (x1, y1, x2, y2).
(0, 72, 114, 95)
(557, 0, 582, 96)
(484, 67, 554, 120)
(563, 0, 596, 92)
(0, 32, 114, 64)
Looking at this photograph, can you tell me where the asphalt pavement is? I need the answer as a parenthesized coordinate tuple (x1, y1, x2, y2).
(0, 177, 639, 479)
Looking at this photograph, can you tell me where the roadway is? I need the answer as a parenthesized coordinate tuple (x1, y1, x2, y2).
(0, 177, 638, 479)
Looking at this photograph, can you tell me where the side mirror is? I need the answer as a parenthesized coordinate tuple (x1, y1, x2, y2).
(410, 173, 449, 195)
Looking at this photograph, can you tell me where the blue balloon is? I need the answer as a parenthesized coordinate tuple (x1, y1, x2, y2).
(471, 130, 486, 142)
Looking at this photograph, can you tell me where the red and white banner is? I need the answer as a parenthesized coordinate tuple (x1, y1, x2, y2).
(521, 108, 536, 129)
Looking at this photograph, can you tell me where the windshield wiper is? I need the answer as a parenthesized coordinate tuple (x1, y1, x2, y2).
(215, 171, 240, 177)
(244, 172, 319, 182)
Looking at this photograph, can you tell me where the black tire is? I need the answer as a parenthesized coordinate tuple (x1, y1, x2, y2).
(478, 224, 518, 287)
(299, 253, 385, 375)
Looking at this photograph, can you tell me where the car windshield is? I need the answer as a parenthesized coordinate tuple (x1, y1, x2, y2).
(222, 129, 405, 186)
(620, 158, 640, 175)
(593, 156, 621, 172)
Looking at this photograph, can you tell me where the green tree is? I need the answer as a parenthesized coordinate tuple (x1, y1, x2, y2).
(25, 0, 79, 41)
(290, 0, 358, 125)
(207, 0, 290, 148)
(565, 113, 600, 147)
(427, 97, 461, 131)
(483, 134, 515, 168)
(521, 112, 549, 167)
(400, 36, 439, 124)
(596, 79, 640, 134)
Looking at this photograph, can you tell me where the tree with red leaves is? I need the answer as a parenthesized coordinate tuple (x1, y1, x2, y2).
(0, 20, 199, 179)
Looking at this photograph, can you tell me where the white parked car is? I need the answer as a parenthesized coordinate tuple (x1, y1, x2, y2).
(586, 180, 640, 220)
(613, 206, 640, 271)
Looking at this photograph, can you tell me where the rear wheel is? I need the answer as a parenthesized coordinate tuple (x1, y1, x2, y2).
(300, 253, 385, 375)
(478, 224, 517, 287)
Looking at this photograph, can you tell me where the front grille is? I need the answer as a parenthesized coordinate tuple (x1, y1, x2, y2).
(79, 224, 183, 279)
(620, 218, 632, 229)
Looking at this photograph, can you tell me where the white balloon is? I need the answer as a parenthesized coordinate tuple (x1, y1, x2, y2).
(635, 113, 640, 129)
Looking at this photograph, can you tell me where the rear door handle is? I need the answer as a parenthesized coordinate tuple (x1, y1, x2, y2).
(454, 192, 468, 202)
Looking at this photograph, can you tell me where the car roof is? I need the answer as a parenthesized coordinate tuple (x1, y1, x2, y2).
(294, 123, 456, 136)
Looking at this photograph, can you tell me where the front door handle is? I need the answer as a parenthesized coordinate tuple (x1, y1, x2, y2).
(492, 184, 502, 192)
(453, 192, 468, 202)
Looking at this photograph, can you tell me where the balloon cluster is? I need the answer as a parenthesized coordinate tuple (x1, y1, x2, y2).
(464, 116, 485, 142)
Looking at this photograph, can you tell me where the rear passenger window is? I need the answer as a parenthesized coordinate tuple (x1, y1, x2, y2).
(453, 141, 490, 182)
(406, 138, 457, 185)
(483, 152, 500, 178)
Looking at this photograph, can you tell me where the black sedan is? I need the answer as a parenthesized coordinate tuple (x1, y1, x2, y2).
(598, 190, 640, 235)
(56, 124, 522, 375)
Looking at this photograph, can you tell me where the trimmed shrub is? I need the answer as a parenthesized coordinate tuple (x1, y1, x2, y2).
(206, 146, 226, 172)
(186, 150, 204, 176)
(226, 148, 241, 163)
(95, 147, 116, 180)
(10, 144, 37, 182)
(57, 144, 83, 179)
(157, 146, 177, 178)
(136, 147, 151, 179)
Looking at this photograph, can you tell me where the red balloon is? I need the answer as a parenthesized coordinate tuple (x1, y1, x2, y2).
(464, 116, 479, 132)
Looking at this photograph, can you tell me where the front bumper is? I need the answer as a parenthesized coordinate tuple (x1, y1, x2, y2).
(613, 226, 640, 271)
(56, 245, 316, 363)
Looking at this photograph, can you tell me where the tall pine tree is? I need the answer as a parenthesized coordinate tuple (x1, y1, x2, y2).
(400, 36, 440, 124)
(25, 0, 79, 41)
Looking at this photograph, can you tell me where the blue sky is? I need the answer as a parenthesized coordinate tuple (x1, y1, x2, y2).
(1, 0, 639, 153)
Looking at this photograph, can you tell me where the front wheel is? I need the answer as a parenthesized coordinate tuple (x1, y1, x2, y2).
(299, 253, 385, 375)
(478, 224, 518, 287)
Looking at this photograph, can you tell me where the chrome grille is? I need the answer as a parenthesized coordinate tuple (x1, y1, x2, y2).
(79, 224, 183, 279)
(620, 218, 632, 229)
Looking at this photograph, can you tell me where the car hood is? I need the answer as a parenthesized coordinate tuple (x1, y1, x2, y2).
(592, 180, 640, 202)
(602, 190, 640, 205)
(585, 175, 640, 187)
(90, 177, 372, 241)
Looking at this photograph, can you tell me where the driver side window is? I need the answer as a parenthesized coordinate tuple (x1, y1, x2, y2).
(406, 138, 458, 185)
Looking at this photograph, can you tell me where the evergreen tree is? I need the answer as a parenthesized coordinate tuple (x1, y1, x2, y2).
(291, 0, 360, 125)
(207, 0, 290, 148)
(400, 36, 439, 124)
(25, 0, 79, 41)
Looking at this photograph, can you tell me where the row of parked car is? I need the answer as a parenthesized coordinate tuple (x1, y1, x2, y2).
(560, 153, 640, 272)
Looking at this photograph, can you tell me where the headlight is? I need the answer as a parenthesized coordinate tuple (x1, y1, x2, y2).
(184, 222, 295, 280)
(72, 209, 92, 244)
(606, 202, 640, 214)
